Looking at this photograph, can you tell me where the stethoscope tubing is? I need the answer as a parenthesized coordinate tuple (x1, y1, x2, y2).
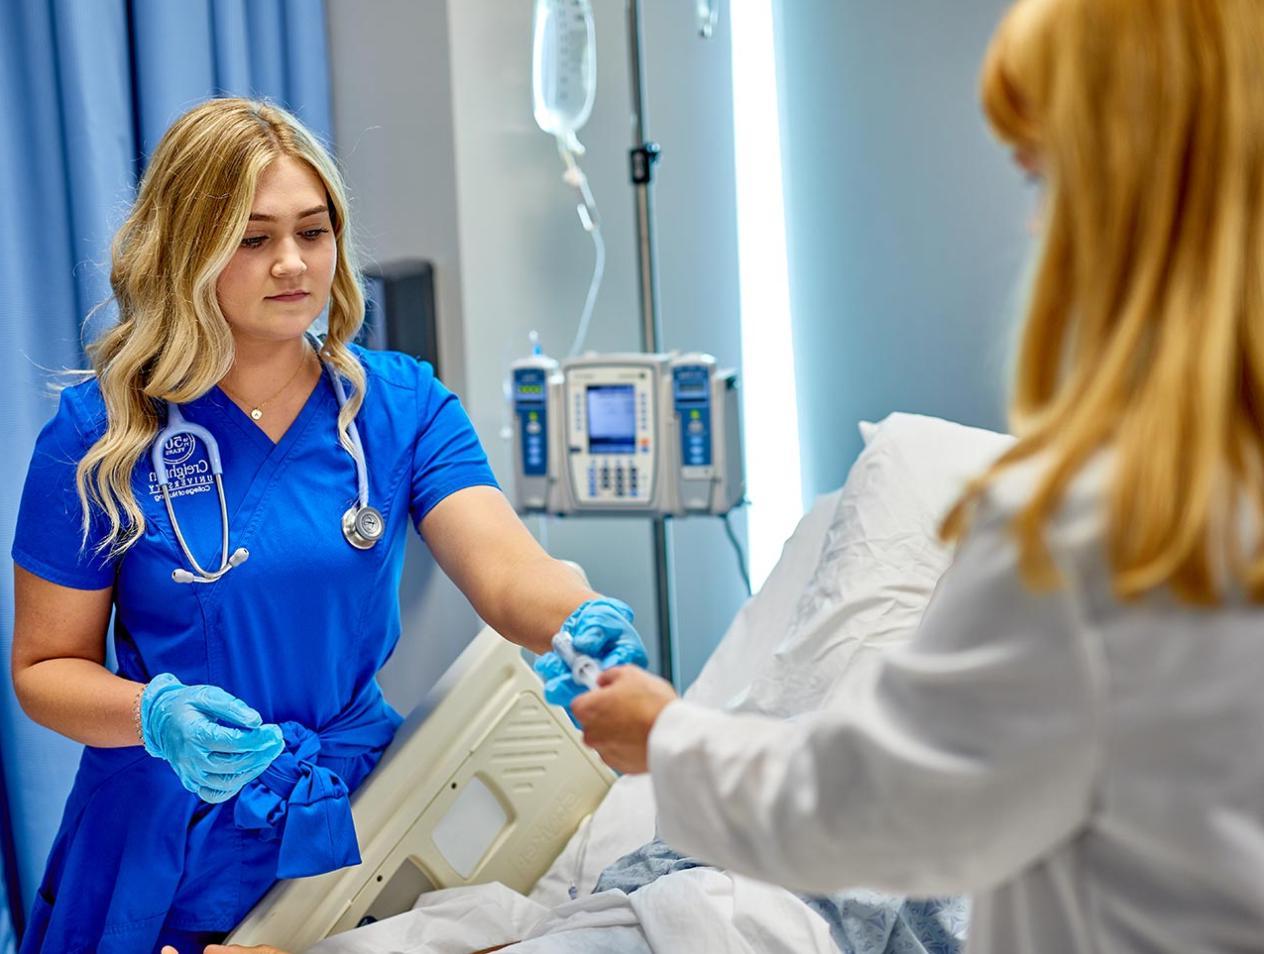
(152, 334, 379, 583)
(320, 349, 370, 511)
(160, 476, 233, 583)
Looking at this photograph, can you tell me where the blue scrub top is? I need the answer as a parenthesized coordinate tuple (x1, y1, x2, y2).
(11, 346, 498, 953)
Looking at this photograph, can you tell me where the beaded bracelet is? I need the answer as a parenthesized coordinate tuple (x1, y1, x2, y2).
(132, 683, 146, 746)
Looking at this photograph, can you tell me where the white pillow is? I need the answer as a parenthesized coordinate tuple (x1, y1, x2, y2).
(729, 412, 1014, 719)
(684, 489, 843, 709)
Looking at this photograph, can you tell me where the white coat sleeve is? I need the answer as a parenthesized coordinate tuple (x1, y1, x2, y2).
(648, 498, 1103, 896)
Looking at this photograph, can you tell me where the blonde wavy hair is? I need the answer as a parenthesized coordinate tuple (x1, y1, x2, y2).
(943, 0, 1264, 604)
(79, 98, 366, 557)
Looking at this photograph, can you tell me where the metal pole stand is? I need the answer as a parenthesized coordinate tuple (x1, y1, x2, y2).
(626, 0, 678, 687)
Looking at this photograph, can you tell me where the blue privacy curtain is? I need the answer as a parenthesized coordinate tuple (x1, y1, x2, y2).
(0, 0, 332, 943)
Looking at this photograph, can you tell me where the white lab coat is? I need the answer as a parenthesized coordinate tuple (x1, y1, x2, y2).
(649, 456, 1264, 953)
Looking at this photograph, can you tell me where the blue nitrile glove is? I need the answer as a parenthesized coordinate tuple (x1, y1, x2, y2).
(534, 597, 649, 715)
(140, 673, 285, 804)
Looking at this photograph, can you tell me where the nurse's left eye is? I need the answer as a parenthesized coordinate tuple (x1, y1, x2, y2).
(301, 228, 330, 241)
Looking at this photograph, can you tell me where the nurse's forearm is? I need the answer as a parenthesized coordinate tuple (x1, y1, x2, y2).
(13, 658, 146, 749)
(420, 487, 596, 653)
(492, 556, 597, 655)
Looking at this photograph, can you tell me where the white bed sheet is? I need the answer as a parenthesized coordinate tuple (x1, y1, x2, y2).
(308, 869, 838, 954)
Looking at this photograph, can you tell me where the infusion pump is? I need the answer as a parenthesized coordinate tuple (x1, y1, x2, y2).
(510, 352, 744, 517)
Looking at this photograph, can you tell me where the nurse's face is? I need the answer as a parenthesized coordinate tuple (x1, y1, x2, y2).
(216, 155, 337, 344)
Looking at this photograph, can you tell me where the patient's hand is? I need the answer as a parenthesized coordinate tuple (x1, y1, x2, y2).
(571, 665, 678, 774)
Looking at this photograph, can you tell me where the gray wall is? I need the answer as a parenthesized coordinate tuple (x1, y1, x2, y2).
(327, 0, 747, 706)
(326, 1, 478, 712)
(774, 0, 1036, 500)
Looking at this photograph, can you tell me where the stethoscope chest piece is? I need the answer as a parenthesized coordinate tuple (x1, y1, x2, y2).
(343, 505, 385, 550)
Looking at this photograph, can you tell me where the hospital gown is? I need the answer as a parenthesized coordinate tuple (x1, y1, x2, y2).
(11, 346, 498, 954)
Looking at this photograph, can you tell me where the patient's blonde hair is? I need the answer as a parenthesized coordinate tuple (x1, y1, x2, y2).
(77, 98, 366, 558)
(943, 0, 1264, 604)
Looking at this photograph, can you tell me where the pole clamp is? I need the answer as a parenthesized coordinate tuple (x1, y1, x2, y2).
(629, 142, 662, 185)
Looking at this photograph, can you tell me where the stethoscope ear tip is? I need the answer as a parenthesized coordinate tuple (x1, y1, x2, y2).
(171, 551, 248, 584)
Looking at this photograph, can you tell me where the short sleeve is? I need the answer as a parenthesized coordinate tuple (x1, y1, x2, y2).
(408, 364, 499, 527)
(12, 386, 118, 590)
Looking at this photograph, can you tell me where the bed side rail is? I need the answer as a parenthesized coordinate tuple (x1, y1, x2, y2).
(226, 624, 615, 951)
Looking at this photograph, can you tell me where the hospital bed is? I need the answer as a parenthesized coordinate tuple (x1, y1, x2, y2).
(228, 414, 1008, 954)
(226, 624, 616, 949)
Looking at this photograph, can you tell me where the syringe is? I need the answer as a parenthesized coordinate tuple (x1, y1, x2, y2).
(551, 631, 601, 690)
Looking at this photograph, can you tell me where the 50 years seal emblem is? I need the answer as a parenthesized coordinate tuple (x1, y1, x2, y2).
(162, 433, 197, 466)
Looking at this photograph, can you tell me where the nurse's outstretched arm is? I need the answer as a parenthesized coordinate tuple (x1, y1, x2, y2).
(10, 565, 145, 748)
(419, 485, 598, 655)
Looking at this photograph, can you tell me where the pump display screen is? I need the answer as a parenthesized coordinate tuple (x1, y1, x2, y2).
(586, 385, 637, 454)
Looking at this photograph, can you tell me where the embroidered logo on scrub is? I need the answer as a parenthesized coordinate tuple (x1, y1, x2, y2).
(147, 433, 214, 501)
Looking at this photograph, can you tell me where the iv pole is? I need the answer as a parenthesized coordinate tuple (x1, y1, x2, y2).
(624, 0, 677, 687)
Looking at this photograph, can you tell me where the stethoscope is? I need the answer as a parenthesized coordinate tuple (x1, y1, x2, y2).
(152, 333, 385, 584)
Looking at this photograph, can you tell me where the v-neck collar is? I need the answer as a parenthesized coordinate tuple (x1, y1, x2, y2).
(181, 371, 337, 605)
(205, 371, 332, 457)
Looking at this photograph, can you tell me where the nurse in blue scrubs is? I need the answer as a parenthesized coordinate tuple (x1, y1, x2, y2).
(9, 98, 642, 954)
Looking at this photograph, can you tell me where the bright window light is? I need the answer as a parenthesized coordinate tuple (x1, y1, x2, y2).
(730, 0, 803, 589)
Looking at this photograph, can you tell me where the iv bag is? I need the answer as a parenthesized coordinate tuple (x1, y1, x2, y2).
(532, 0, 596, 154)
